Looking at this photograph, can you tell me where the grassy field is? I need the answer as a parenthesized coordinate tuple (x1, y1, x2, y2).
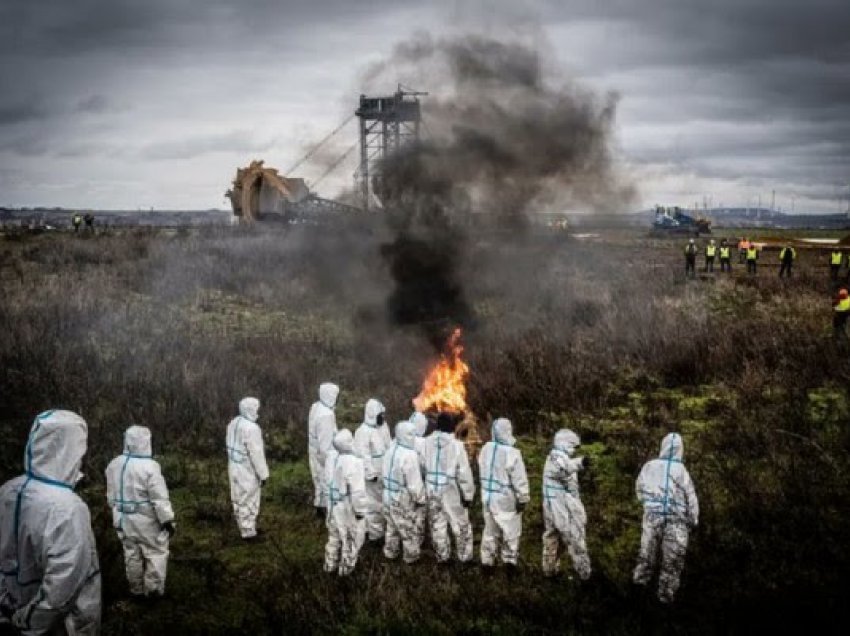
(1, 224, 849, 634)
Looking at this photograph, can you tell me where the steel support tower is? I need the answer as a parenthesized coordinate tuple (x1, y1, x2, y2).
(355, 87, 423, 210)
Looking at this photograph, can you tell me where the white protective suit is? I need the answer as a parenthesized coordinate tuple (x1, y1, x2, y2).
(541, 429, 591, 579)
(352, 399, 391, 541)
(323, 430, 369, 576)
(105, 426, 175, 596)
(0, 410, 101, 635)
(308, 383, 339, 510)
(478, 418, 530, 566)
(382, 421, 426, 563)
(226, 398, 269, 539)
(633, 432, 699, 603)
(423, 428, 475, 562)
(410, 412, 429, 551)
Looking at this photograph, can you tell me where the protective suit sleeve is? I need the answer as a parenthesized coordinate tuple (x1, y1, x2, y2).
(510, 452, 531, 504)
(405, 455, 426, 505)
(455, 443, 475, 502)
(104, 462, 117, 507)
(13, 504, 95, 634)
(635, 464, 649, 504)
(147, 463, 175, 525)
(552, 454, 581, 484)
(683, 467, 699, 527)
(349, 462, 369, 516)
(354, 431, 377, 481)
(316, 414, 336, 467)
(245, 424, 270, 482)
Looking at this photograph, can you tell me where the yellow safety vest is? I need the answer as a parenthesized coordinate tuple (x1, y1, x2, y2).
(831, 251, 843, 266)
(835, 298, 850, 312)
(706, 246, 717, 257)
(719, 247, 730, 259)
(746, 246, 758, 260)
(779, 247, 796, 261)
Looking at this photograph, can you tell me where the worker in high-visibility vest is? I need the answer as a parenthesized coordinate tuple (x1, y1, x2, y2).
(719, 240, 732, 273)
(704, 240, 717, 273)
(833, 288, 850, 339)
(778, 244, 796, 278)
(738, 237, 750, 263)
(746, 243, 759, 274)
(829, 249, 843, 281)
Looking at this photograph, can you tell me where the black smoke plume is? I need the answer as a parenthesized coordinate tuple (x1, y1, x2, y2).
(373, 33, 634, 349)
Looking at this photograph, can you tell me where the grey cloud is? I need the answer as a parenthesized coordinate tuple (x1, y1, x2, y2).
(0, 100, 49, 126)
(139, 131, 279, 160)
(75, 94, 113, 114)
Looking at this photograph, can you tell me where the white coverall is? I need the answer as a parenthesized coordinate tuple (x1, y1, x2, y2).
(323, 430, 369, 576)
(410, 412, 429, 551)
(541, 429, 591, 579)
(353, 399, 391, 541)
(423, 430, 475, 562)
(478, 418, 530, 566)
(382, 421, 426, 563)
(308, 383, 339, 510)
(0, 410, 101, 635)
(105, 426, 175, 596)
(226, 397, 269, 539)
(633, 432, 699, 603)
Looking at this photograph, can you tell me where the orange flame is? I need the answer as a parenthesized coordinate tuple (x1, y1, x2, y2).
(413, 328, 469, 414)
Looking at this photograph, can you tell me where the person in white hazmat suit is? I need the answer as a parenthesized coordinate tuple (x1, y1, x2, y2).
(478, 418, 530, 567)
(381, 421, 426, 563)
(410, 411, 430, 551)
(323, 429, 369, 576)
(226, 397, 269, 540)
(0, 410, 101, 635)
(308, 383, 339, 517)
(423, 413, 475, 563)
(352, 399, 391, 541)
(633, 432, 699, 603)
(105, 426, 175, 598)
(541, 429, 591, 580)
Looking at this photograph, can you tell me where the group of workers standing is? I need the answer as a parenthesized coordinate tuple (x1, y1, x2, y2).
(0, 394, 698, 633)
(683, 237, 850, 338)
(71, 213, 95, 233)
(300, 383, 699, 603)
(684, 236, 848, 280)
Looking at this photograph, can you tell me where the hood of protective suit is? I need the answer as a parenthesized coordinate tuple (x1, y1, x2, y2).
(319, 383, 339, 409)
(659, 432, 684, 461)
(364, 398, 384, 425)
(123, 425, 152, 456)
(24, 410, 88, 487)
(395, 420, 416, 449)
(239, 397, 260, 422)
(554, 429, 580, 456)
(333, 429, 354, 454)
(492, 418, 516, 446)
(410, 411, 428, 437)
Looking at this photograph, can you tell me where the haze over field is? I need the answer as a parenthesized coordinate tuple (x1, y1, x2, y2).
(1, 0, 848, 213)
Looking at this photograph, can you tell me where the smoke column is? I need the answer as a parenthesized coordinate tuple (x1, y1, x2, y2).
(371, 32, 634, 349)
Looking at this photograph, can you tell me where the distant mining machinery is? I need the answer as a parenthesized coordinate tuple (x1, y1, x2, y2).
(227, 86, 425, 222)
(355, 86, 425, 211)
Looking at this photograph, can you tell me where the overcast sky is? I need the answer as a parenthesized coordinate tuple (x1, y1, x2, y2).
(0, 0, 848, 213)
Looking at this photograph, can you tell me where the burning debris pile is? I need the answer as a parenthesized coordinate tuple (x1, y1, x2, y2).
(411, 328, 481, 454)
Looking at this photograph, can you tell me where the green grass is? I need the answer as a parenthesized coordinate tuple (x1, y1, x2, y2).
(2, 226, 850, 633)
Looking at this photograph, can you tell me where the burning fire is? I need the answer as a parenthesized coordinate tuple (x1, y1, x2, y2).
(413, 328, 469, 414)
